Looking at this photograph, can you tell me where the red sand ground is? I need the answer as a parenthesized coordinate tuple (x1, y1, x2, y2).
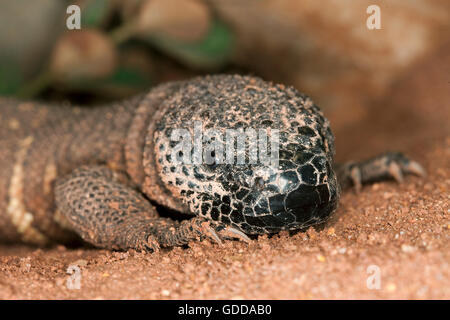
(0, 48, 448, 300)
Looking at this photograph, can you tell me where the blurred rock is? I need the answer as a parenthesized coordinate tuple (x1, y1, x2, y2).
(333, 41, 450, 161)
(209, 0, 450, 123)
(71, 47, 156, 99)
(49, 29, 118, 82)
(137, 0, 211, 43)
(387, 42, 450, 126)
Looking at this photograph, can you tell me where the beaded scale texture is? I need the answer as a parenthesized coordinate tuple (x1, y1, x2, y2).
(0, 75, 424, 250)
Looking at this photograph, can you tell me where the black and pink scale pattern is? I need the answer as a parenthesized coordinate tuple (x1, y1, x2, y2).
(153, 75, 339, 234)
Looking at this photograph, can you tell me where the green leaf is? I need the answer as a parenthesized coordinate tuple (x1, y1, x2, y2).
(0, 61, 23, 95)
(148, 19, 235, 70)
(67, 66, 152, 92)
(103, 67, 151, 88)
(81, 0, 111, 28)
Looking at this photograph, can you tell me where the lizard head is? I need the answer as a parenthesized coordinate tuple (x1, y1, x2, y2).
(152, 75, 339, 235)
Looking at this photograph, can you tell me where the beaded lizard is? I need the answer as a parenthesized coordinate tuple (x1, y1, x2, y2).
(0, 75, 425, 250)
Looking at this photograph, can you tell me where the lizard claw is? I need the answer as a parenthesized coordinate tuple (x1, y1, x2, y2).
(192, 219, 251, 245)
(206, 226, 223, 245)
(217, 226, 251, 243)
(387, 154, 426, 183)
(193, 219, 223, 245)
(349, 165, 362, 193)
(388, 161, 404, 183)
(404, 160, 426, 177)
(144, 235, 161, 252)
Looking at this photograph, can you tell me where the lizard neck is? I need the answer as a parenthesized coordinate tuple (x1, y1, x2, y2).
(125, 83, 189, 213)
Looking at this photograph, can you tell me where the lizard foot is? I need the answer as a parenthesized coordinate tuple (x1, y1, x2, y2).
(144, 235, 161, 252)
(154, 217, 224, 247)
(337, 152, 426, 192)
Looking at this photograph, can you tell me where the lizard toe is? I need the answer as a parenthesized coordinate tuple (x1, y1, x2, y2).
(216, 226, 251, 243)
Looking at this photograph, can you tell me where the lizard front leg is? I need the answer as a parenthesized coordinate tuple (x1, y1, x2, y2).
(54, 166, 220, 251)
(335, 151, 425, 191)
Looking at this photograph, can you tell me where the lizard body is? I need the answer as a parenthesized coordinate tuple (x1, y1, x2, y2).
(0, 75, 424, 250)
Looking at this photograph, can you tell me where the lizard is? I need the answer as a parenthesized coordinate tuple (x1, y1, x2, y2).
(0, 74, 425, 251)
